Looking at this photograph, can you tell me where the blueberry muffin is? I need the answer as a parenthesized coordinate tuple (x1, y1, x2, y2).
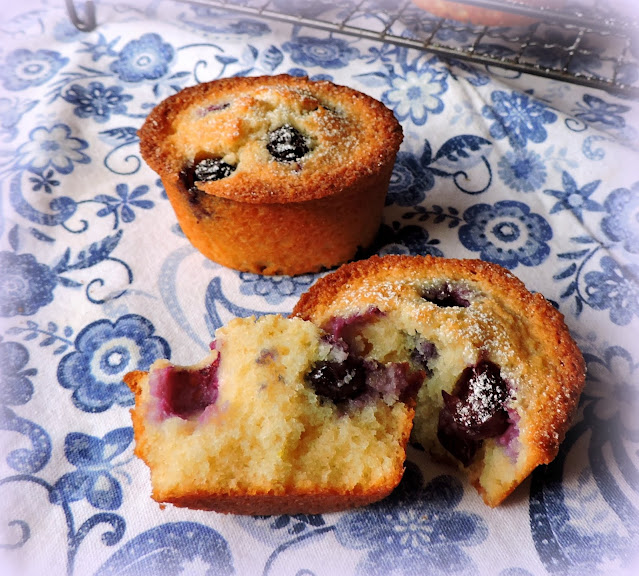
(293, 255, 586, 507)
(138, 75, 403, 275)
(124, 315, 420, 515)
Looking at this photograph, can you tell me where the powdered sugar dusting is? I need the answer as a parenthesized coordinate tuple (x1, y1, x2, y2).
(457, 367, 508, 428)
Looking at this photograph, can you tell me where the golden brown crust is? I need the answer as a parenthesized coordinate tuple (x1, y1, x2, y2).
(139, 75, 403, 203)
(123, 370, 144, 394)
(155, 163, 392, 275)
(137, 75, 403, 275)
(293, 254, 586, 506)
(153, 482, 400, 515)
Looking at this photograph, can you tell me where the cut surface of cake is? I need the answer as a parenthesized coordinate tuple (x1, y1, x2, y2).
(292, 254, 586, 507)
(124, 315, 420, 515)
(137, 74, 403, 275)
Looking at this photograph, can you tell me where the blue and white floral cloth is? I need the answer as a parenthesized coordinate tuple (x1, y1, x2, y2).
(1, 1, 638, 575)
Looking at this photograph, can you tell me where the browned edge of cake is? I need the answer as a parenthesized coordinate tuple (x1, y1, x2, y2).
(137, 74, 403, 204)
(292, 254, 587, 506)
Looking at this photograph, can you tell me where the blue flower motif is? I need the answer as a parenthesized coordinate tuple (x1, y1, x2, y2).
(584, 257, 639, 326)
(459, 200, 552, 268)
(57, 314, 170, 413)
(482, 90, 557, 149)
(50, 428, 133, 510)
(335, 463, 487, 575)
(15, 123, 90, 175)
(283, 36, 359, 69)
(28, 169, 60, 193)
(544, 171, 604, 223)
(111, 33, 175, 82)
(377, 224, 444, 258)
(601, 182, 639, 254)
(573, 94, 630, 129)
(63, 82, 133, 123)
(0, 340, 36, 406)
(497, 149, 547, 193)
(0, 251, 58, 317)
(239, 272, 315, 305)
(0, 49, 68, 91)
(382, 60, 447, 126)
(95, 184, 154, 228)
(79, 33, 119, 61)
(387, 150, 435, 206)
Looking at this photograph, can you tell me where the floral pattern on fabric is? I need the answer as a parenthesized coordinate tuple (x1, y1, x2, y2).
(0, 2, 637, 575)
(458, 201, 552, 268)
(57, 314, 170, 412)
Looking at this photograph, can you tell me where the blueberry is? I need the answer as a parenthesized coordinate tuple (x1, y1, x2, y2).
(437, 361, 510, 466)
(306, 357, 367, 403)
(421, 284, 471, 308)
(267, 124, 310, 162)
(154, 361, 220, 420)
(180, 157, 236, 194)
(194, 157, 236, 182)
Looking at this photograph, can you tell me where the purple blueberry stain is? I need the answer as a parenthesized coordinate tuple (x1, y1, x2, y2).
(421, 284, 473, 308)
(150, 355, 220, 420)
(256, 348, 278, 365)
(437, 361, 511, 466)
(365, 360, 423, 401)
(197, 102, 230, 116)
(323, 307, 386, 350)
(267, 124, 310, 162)
(306, 356, 367, 403)
(410, 337, 438, 376)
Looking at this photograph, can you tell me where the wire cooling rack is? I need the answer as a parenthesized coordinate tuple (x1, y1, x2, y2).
(66, 0, 639, 98)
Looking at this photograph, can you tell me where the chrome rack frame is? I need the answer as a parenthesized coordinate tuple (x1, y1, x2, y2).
(65, 0, 639, 98)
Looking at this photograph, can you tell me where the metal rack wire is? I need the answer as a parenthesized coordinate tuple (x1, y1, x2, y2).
(66, 0, 639, 98)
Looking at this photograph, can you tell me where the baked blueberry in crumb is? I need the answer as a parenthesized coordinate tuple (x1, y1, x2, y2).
(324, 307, 385, 351)
(180, 158, 236, 194)
(267, 124, 310, 162)
(421, 284, 472, 308)
(437, 361, 510, 466)
(306, 357, 367, 403)
(194, 157, 236, 182)
(410, 338, 438, 376)
(151, 357, 220, 420)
